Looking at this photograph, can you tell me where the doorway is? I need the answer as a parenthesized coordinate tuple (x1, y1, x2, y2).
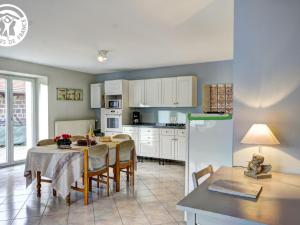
(0, 75, 35, 166)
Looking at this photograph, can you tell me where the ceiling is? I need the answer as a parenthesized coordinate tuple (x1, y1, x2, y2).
(0, 0, 234, 74)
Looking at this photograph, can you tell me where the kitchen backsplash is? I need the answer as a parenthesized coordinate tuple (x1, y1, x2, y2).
(133, 108, 199, 124)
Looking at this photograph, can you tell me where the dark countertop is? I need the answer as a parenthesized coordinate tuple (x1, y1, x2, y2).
(123, 123, 186, 129)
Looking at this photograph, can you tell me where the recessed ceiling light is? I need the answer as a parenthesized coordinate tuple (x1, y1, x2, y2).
(97, 50, 109, 62)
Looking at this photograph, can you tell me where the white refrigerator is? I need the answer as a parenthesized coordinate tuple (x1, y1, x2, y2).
(186, 113, 233, 193)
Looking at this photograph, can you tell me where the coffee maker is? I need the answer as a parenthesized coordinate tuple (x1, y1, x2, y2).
(132, 111, 141, 125)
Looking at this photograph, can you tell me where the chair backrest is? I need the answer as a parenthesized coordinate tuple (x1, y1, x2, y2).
(118, 140, 135, 161)
(111, 133, 132, 142)
(88, 144, 109, 170)
(37, 139, 56, 146)
(71, 135, 85, 142)
(192, 165, 213, 188)
(89, 144, 109, 158)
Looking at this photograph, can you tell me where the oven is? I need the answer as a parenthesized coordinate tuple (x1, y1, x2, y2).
(101, 109, 123, 133)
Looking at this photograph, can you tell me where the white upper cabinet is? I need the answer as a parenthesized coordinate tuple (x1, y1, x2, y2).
(105, 80, 124, 95)
(161, 77, 177, 107)
(128, 75, 197, 108)
(90, 83, 104, 108)
(145, 79, 161, 107)
(129, 80, 145, 107)
(176, 76, 197, 107)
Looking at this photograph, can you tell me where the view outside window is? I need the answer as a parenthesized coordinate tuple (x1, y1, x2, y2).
(0, 79, 33, 164)
(13, 80, 33, 161)
(0, 78, 6, 164)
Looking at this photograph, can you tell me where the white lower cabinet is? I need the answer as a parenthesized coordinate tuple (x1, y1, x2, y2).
(123, 126, 186, 161)
(160, 128, 187, 161)
(175, 136, 186, 161)
(140, 140, 160, 158)
(123, 127, 140, 155)
(160, 135, 175, 160)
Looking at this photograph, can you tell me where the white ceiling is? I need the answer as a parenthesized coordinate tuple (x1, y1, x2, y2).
(0, 0, 234, 74)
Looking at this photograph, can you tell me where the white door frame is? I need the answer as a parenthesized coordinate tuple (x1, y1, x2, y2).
(0, 74, 36, 167)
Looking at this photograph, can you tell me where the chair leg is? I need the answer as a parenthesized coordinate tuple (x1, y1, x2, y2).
(126, 166, 129, 182)
(107, 168, 110, 196)
(97, 175, 100, 188)
(89, 178, 92, 191)
(131, 163, 135, 188)
(36, 171, 41, 197)
(66, 193, 71, 206)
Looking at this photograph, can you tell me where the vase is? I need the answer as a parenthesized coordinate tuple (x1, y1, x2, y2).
(57, 139, 72, 149)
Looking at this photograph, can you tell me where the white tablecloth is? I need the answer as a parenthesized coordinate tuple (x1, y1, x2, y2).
(24, 144, 116, 198)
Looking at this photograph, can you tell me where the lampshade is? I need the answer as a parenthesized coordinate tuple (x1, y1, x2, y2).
(241, 124, 280, 145)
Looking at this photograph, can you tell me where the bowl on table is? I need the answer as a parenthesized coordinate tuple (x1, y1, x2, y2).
(77, 139, 97, 146)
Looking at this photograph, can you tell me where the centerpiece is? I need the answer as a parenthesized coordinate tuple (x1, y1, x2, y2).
(54, 134, 72, 149)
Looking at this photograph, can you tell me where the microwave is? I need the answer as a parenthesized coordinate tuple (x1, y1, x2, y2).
(107, 99, 122, 109)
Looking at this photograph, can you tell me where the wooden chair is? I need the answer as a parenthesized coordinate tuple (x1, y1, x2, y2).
(36, 138, 57, 197)
(111, 133, 132, 142)
(111, 140, 135, 192)
(70, 135, 85, 142)
(192, 165, 213, 225)
(192, 165, 213, 188)
(71, 144, 110, 205)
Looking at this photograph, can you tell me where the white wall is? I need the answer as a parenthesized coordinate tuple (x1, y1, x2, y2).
(233, 0, 300, 174)
(0, 57, 96, 138)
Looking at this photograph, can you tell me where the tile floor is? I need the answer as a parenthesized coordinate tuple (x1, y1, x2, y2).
(0, 161, 186, 225)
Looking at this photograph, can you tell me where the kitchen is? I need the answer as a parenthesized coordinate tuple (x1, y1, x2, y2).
(91, 76, 196, 164)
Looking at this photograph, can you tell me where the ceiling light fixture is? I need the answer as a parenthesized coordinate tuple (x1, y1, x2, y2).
(97, 50, 109, 62)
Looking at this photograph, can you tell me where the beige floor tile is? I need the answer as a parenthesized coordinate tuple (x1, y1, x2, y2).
(11, 217, 41, 225)
(0, 161, 185, 225)
(94, 218, 123, 225)
(146, 212, 175, 225)
(121, 215, 150, 225)
(40, 215, 67, 225)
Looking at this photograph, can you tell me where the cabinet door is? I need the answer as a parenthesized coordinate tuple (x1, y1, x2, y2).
(129, 80, 145, 107)
(160, 135, 175, 160)
(105, 80, 123, 95)
(161, 77, 177, 107)
(176, 136, 186, 161)
(145, 79, 161, 107)
(90, 83, 102, 108)
(176, 76, 195, 107)
(140, 140, 159, 158)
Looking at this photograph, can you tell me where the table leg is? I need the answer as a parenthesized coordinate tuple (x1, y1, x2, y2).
(66, 193, 71, 206)
(83, 148, 89, 205)
(186, 212, 196, 225)
(36, 171, 41, 197)
(115, 144, 120, 192)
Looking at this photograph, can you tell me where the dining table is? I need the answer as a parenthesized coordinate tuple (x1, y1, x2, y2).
(24, 140, 123, 205)
(177, 166, 300, 225)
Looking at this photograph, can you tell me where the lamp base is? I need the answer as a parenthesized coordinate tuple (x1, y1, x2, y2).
(244, 171, 272, 179)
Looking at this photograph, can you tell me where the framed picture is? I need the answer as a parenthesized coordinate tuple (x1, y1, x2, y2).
(57, 88, 83, 101)
(74, 89, 83, 101)
(66, 89, 75, 100)
(57, 88, 67, 100)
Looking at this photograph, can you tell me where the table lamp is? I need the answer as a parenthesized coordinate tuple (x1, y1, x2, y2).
(241, 124, 280, 179)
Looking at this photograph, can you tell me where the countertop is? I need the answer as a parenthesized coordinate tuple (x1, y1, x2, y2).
(123, 123, 186, 129)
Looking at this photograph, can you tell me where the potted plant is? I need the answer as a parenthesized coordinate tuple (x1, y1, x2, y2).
(54, 134, 72, 149)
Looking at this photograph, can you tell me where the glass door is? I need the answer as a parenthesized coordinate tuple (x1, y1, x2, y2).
(0, 78, 8, 165)
(12, 79, 34, 162)
(0, 76, 35, 166)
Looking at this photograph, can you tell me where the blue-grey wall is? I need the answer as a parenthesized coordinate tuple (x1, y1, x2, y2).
(233, 0, 300, 173)
(96, 60, 233, 123)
